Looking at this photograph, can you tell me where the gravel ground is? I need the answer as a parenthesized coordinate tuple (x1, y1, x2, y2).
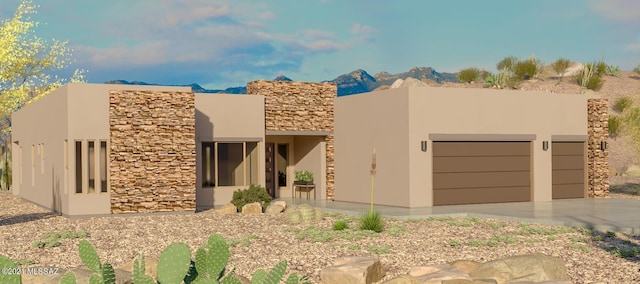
(1, 191, 639, 284)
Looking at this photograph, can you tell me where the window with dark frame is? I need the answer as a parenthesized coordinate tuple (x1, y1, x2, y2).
(100, 141, 107, 192)
(75, 141, 82, 193)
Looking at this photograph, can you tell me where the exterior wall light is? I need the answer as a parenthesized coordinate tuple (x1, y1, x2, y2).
(421, 141, 428, 152)
(542, 141, 549, 151)
(601, 141, 607, 151)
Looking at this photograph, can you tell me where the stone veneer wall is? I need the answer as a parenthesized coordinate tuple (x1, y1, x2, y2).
(587, 98, 609, 197)
(246, 81, 337, 200)
(109, 90, 196, 213)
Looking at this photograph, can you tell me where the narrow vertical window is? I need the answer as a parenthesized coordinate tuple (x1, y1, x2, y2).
(75, 141, 82, 193)
(88, 141, 95, 193)
(100, 141, 107, 192)
(40, 144, 45, 174)
(31, 145, 35, 186)
(64, 140, 68, 194)
(201, 142, 215, 187)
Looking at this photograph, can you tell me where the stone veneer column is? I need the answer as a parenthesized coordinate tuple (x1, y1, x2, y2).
(109, 90, 196, 213)
(587, 98, 609, 197)
(246, 81, 337, 200)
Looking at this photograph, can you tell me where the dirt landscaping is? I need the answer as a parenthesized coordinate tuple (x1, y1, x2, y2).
(1, 190, 639, 283)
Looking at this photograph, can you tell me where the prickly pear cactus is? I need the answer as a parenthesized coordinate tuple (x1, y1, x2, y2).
(60, 271, 77, 284)
(101, 263, 116, 284)
(78, 239, 102, 273)
(133, 255, 155, 284)
(206, 234, 230, 278)
(0, 255, 20, 284)
(284, 204, 323, 224)
(251, 269, 267, 283)
(157, 242, 192, 284)
(264, 260, 287, 284)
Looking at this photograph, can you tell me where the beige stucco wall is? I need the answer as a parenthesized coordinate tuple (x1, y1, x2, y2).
(11, 85, 69, 213)
(246, 80, 336, 199)
(335, 86, 601, 207)
(194, 94, 266, 208)
(334, 88, 411, 206)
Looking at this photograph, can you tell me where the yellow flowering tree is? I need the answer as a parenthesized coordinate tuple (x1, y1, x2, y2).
(0, 0, 84, 189)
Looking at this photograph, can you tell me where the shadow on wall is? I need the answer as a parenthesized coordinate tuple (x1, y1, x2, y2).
(51, 166, 61, 214)
(195, 108, 214, 204)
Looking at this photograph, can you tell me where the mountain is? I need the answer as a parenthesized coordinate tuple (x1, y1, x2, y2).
(328, 69, 380, 96)
(104, 80, 246, 94)
(374, 66, 457, 85)
(104, 66, 458, 96)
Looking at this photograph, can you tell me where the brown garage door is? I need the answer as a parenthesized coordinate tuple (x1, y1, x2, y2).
(552, 142, 585, 199)
(433, 141, 531, 206)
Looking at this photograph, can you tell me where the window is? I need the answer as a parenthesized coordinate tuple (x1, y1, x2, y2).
(201, 142, 259, 187)
(88, 141, 95, 193)
(218, 143, 243, 186)
(64, 140, 68, 194)
(276, 144, 288, 187)
(100, 141, 107, 192)
(40, 144, 45, 174)
(31, 145, 35, 186)
(75, 141, 82, 193)
(201, 142, 215, 187)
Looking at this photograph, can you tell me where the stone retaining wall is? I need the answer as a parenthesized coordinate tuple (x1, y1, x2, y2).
(587, 98, 609, 197)
(246, 81, 337, 200)
(109, 90, 196, 213)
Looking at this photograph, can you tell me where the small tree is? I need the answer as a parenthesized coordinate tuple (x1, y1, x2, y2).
(0, 0, 84, 189)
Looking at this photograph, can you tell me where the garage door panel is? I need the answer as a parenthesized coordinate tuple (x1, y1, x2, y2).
(552, 184, 584, 199)
(433, 171, 531, 189)
(433, 142, 530, 157)
(552, 169, 585, 184)
(552, 142, 585, 200)
(552, 142, 584, 155)
(552, 156, 584, 170)
(433, 156, 530, 173)
(434, 186, 530, 205)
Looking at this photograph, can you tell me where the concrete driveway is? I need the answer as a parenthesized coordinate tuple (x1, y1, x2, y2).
(282, 197, 640, 234)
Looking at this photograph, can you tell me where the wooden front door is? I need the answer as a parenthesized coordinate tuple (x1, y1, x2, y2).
(265, 143, 276, 197)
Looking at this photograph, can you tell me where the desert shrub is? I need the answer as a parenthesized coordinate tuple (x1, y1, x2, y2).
(595, 60, 607, 76)
(634, 64, 640, 75)
(231, 184, 272, 212)
(457, 67, 481, 83)
(480, 70, 491, 80)
(484, 70, 510, 89)
(358, 210, 384, 232)
(506, 76, 522, 89)
(606, 64, 621, 77)
(497, 56, 518, 72)
(552, 58, 571, 78)
(332, 220, 349, 231)
(613, 96, 633, 113)
(585, 75, 604, 91)
(609, 116, 622, 138)
(513, 56, 542, 80)
(576, 62, 603, 90)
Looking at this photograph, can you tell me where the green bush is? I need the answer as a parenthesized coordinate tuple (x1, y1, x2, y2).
(513, 56, 541, 80)
(457, 67, 480, 83)
(231, 184, 272, 212)
(595, 60, 607, 76)
(634, 64, 640, 75)
(358, 210, 384, 233)
(497, 56, 518, 72)
(484, 70, 510, 89)
(609, 116, 622, 138)
(294, 170, 313, 183)
(613, 96, 633, 113)
(332, 220, 349, 231)
(585, 75, 604, 91)
(606, 64, 621, 77)
(552, 58, 571, 78)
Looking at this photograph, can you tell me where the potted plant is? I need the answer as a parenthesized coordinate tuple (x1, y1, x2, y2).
(294, 170, 314, 185)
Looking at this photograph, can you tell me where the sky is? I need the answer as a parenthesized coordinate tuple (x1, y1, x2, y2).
(2, 0, 640, 89)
